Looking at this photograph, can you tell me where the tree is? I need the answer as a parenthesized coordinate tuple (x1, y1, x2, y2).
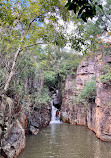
(0, 0, 69, 93)
(1, 0, 110, 95)
(95, 0, 111, 32)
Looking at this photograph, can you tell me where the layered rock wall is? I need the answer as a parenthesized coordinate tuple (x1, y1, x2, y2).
(0, 96, 26, 158)
(61, 54, 111, 141)
(0, 95, 51, 158)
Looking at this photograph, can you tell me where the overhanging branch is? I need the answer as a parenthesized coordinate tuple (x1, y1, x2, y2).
(20, 42, 53, 52)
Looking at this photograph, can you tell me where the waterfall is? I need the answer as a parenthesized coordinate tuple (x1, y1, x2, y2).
(50, 101, 61, 124)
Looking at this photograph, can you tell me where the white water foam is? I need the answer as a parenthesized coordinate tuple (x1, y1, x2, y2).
(50, 101, 61, 124)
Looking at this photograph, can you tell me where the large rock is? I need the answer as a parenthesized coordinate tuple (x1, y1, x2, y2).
(1, 120, 25, 158)
(0, 94, 51, 157)
(60, 112, 69, 123)
(28, 104, 51, 135)
(61, 54, 111, 142)
(0, 96, 26, 158)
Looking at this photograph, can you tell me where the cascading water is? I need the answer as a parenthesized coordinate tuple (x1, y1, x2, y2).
(50, 101, 61, 124)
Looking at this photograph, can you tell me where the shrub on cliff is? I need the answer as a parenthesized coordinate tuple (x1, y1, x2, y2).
(75, 81, 96, 105)
(100, 64, 111, 84)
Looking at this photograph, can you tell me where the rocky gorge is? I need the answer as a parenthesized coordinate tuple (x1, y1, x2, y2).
(61, 54, 111, 142)
(0, 53, 111, 158)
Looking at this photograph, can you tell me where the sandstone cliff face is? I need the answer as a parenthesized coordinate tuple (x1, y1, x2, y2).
(61, 54, 111, 141)
(0, 95, 51, 158)
(0, 96, 26, 158)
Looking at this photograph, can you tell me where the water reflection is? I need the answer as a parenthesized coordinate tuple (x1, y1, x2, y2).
(18, 124, 111, 158)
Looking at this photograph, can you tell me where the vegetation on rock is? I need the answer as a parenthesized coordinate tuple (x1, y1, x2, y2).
(78, 80, 96, 103)
(71, 80, 97, 105)
(100, 64, 111, 84)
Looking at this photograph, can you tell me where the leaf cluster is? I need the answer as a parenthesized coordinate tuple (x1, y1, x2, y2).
(65, 0, 103, 22)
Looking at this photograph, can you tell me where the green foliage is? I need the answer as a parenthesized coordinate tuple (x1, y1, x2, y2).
(43, 71, 57, 89)
(100, 72, 111, 83)
(1, 0, 109, 110)
(100, 65, 111, 83)
(79, 81, 96, 101)
(73, 81, 97, 105)
(34, 88, 51, 104)
(68, 0, 111, 55)
(5, 52, 36, 97)
(70, 35, 85, 51)
(0, 0, 69, 45)
(32, 45, 82, 90)
(21, 88, 51, 109)
(65, 0, 103, 22)
(0, 69, 8, 91)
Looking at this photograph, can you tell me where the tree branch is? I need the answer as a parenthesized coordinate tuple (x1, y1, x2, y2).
(24, 42, 52, 49)
(3, 36, 24, 93)
(19, 42, 53, 52)
(27, 17, 37, 30)
(3, 15, 46, 93)
(27, 14, 43, 31)
(105, 15, 111, 22)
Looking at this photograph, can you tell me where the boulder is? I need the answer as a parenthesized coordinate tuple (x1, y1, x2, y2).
(1, 120, 25, 158)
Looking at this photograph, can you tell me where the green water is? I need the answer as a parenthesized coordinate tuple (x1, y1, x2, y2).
(18, 124, 111, 158)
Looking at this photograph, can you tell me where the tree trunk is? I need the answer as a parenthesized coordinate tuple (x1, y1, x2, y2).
(3, 44, 22, 93)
